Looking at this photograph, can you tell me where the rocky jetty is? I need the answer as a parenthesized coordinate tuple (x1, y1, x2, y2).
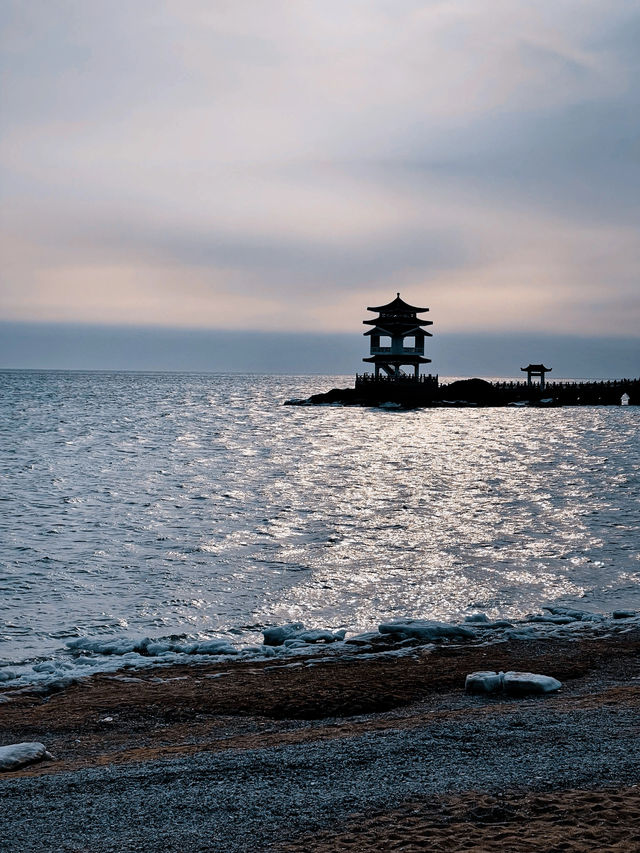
(285, 376, 639, 408)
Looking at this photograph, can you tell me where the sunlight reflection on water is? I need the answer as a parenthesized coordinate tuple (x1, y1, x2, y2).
(0, 371, 638, 661)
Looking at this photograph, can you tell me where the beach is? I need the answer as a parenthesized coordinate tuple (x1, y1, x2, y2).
(2, 625, 639, 851)
(3, 1, 640, 848)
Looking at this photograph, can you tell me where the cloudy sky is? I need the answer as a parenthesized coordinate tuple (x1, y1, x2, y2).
(1, 1, 638, 371)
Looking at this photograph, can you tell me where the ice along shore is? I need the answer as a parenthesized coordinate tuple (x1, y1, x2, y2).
(1, 613, 639, 852)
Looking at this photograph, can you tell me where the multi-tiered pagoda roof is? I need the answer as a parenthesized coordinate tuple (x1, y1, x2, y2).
(363, 293, 433, 376)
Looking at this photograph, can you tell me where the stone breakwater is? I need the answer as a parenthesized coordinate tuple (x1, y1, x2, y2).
(286, 376, 640, 408)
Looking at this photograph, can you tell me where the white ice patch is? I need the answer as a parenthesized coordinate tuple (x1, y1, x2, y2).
(378, 619, 476, 642)
(465, 670, 561, 696)
(464, 612, 490, 623)
(264, 625, 347, 648)
(543, 606, 597, 622)
(0, 742, 53, 772)
(67, 635, 238, 657)
(465, 671, 504, 694)
(0, 610, 632, 693)
(526, 615, 575, 625)
(0, 670, 17, 682)
(296, 629, 347, 644)
(263, 623, 306, 646)
(503, 671, 562, 695)
(344, 631, 381, 647)
(67, 637, 143, 656)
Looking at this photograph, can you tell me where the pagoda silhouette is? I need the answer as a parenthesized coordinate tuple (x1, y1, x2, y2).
(285, 293, 639, 408)
(362, 293, 433, 379)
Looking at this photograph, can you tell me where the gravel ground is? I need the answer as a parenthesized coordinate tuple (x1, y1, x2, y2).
(2, 702, 638, 853)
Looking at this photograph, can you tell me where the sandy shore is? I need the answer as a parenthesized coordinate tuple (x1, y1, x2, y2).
(1, 628, 639, 851)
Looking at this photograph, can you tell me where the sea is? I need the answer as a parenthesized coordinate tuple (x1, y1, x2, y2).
(1, 370, 638, 685)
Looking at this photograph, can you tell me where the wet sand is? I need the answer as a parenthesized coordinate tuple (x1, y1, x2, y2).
(1, 629, 639, 851)
(281, 787, 640, 852)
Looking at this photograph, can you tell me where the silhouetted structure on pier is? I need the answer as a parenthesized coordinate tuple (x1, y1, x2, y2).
(286, 294, 638, 408)
(522, 363, 552, 389)
(291, 376, 640, 408)
(362, 293, 433, 379)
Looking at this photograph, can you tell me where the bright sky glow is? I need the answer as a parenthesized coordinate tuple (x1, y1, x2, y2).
(1, 1, 639, 336)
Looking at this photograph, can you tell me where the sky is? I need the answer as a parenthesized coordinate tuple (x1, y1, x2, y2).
(1, 1, 638, 374)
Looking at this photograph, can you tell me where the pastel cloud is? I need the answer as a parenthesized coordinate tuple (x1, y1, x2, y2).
(1, 1, 638, 336)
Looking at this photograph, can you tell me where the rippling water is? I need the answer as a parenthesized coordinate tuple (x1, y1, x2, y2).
(1, 370, 638, 671)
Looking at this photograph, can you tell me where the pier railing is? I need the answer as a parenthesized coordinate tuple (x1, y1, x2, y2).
(352, 374, 638, 405)
(491, 379, 638, 391)
(487, 377, 639, 406)
(355, 373, 439, 385)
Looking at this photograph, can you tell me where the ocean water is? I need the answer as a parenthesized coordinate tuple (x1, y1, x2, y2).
(1, 371, 638, 679)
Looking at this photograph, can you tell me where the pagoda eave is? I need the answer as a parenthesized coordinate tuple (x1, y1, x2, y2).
(363, 355, 431, 364)
(363, 318, 433, 327)
(363, 326, 433, 337)
(367, 298, 429, 313)
(362, 326, 433, 338)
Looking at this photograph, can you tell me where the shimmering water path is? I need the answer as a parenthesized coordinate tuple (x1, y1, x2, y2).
(1, 371, 638, 674)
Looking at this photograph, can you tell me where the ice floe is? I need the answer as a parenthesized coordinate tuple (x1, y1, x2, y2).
(378, 619, 476, 641)
(344, 631, 382, 647)
(526, 615, 575, 625)
(465, 670, 562, 696)
(263, 623, 306, 646)
(68, 635, 238, 657)
(503, 671, 562, 696)
(465, 671, 504, 694)
(0, 742, 53, 772)
(263, 624, 346, 647)
(464, 613, 490, 623)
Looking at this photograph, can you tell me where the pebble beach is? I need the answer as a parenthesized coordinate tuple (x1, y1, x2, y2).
(1, 617, 639, 851)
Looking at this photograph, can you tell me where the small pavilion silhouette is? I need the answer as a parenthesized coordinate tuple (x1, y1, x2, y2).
(521, 363, 552, 389)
